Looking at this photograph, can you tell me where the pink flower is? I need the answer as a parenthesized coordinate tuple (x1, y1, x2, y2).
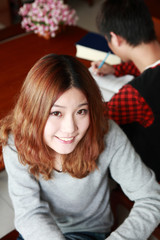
(19, 0, 78, 38)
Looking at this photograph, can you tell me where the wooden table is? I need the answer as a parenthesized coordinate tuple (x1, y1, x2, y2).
(0, 26, 90, 119)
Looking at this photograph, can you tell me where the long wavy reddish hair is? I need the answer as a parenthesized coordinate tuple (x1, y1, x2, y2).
(0, 54, 108, 179)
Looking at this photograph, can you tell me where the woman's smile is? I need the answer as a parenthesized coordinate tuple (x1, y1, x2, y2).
(55, 136, 75, 144)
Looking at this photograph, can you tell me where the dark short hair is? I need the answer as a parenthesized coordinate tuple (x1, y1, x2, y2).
(96, 0, 156, 46)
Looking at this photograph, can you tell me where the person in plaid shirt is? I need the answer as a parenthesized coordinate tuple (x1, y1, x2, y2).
(91, 0, 160, 181)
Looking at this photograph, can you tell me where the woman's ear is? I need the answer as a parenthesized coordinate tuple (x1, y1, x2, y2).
(110, 32, 124, 47)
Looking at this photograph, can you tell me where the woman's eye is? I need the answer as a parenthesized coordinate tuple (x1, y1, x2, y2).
(77, 109, 88, 115)
(50, 111, 62, 117)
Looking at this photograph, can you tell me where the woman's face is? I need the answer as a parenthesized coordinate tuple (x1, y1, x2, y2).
(44, 87, 90, 154)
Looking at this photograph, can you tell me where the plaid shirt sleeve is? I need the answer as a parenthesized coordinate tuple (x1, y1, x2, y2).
(105, 84, 154, 127)
(113, 61, 140, 77)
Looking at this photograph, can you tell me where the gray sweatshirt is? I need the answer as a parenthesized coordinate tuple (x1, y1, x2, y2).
(3, 120, 160, 240)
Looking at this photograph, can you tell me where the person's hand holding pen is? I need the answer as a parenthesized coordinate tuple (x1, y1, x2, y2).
(91, 52, 115, 76)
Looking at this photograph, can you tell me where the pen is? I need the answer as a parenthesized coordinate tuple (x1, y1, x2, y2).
(98, 51, 110, 69)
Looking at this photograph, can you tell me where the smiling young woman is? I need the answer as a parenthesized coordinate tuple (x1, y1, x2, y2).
(0, 54, 107, 180)
(0, 54, 160, 240)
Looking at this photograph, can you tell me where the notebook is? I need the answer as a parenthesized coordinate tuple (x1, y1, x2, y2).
(89, 67, 134, 101)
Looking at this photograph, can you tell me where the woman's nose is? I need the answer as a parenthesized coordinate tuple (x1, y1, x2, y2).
(61, 115, 77, 134)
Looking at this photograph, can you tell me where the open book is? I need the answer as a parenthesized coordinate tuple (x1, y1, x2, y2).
(89, 67, 134, 101)
(75, 32, 121, 65)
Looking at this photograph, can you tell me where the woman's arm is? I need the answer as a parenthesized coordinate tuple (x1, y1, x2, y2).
(3, 136, 65, 240)
(107, 121, 160, 240)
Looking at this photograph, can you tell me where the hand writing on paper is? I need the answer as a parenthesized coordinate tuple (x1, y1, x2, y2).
(91, 61, 115, 76)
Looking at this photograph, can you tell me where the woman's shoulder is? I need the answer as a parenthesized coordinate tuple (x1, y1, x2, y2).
(107, 119, 125, 139)
(3, 134, 18, 159)
(7, 134, 17, 152)
(108, 119, 119, 129)
(98, 120, 130, 169)
(3, 134, 25, 172)
(104, 119, 129, 152)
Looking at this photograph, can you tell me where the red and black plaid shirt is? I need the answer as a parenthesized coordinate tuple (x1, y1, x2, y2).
(105, 62, 154, 127)
(113, 61, 140, 77)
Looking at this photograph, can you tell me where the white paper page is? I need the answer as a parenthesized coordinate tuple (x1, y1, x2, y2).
(99, 88, 115, 101)
(89, 67, 134, 101)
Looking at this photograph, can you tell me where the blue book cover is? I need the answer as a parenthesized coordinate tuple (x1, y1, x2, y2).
(76, 32, 112, 53)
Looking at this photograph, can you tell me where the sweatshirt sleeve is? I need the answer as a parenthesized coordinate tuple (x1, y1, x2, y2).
(106, 121, 160, 240)
(3, 137, 66, 240)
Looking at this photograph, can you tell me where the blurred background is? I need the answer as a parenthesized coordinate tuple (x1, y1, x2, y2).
(0, 0, 160, 38)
